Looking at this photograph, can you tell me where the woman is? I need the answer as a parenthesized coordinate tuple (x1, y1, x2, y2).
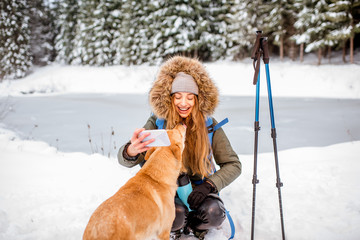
(118, 56, 241, 239)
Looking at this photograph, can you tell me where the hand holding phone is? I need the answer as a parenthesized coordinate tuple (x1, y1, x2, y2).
(138, 129, 170, 147)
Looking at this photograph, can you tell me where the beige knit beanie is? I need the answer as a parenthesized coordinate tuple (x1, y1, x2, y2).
(171, 72, 199, 95)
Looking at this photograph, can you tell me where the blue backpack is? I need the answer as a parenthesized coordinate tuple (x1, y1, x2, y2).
(155, 117, 236, 240)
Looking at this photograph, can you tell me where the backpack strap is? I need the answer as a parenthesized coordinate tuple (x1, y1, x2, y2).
(206, 117, 229, 146)
(155, 118, 165, 129)
(213, 118, 229, 132)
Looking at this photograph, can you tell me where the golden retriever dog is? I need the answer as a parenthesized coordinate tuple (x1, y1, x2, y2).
(83, 124, 186, 240)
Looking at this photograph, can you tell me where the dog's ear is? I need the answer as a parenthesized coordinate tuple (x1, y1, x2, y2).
(170, 143, 182, 164)
(169, 132, 182, 160)
(167, 130, 174, 144)
(168, 129, 183, 162)
(145, 147, 156, 160)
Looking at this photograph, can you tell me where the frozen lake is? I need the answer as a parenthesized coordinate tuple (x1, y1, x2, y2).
(3, 93, 360, 156)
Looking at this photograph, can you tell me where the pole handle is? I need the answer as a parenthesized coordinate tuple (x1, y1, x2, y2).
(251, 31, 263, 85)
(253, 55, 261, 85)
(251, 31, 262, 60)
(262, 37, 270, 64)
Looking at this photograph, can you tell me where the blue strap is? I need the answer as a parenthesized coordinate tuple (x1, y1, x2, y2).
(226, 210, 236, 239)
(206, 116, 213, 127)
(206, 117, 228, 146)
(213, 118, 229, 132)
(155, 118, 165, 129)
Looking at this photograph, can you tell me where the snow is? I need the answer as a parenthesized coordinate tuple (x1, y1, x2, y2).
(1, 59, 359, 99)
(1, 58, 360, 240)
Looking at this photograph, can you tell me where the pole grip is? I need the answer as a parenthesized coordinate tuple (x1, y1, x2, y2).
(253, 57, 260, 85)
(262, 37, 270, 64)
(251, 31, 262, 60)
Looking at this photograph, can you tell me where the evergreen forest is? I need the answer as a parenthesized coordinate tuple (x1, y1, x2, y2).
(1, 0, 359, 80)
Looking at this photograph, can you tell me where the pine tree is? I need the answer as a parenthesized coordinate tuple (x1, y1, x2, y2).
(292, 0, 314, 62)
(163, 1, 200, 58)
(326, 0, 360, 63)
(303, 0, 334, 65)
(92, 0, 122, 66)
(0, 0, 32, 80)
(110, 3, 125, 65)
(54, 0, 79, 64)
(28, 0, 56, 66)
(72, 0, 100, 65)
(145, 0, 167, 64)
(144, 0, 200, 63)
(197, 0, 233, 61)
(147, 0, 233, 62)
(227, 0, 262, 60)
(263, 0, 297, 60)
(116, 0, 153, 65)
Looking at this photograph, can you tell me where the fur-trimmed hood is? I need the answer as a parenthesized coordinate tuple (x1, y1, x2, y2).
(149, 56, 219, 119)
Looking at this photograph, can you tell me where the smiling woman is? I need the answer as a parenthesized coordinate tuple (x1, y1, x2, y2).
(117, 56, 241, 239)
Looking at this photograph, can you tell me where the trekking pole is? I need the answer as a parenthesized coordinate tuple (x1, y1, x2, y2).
(250, 31, 286, 240)
(250, 31, 262, 240)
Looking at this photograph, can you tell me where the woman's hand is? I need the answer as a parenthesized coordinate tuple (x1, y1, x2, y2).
(187, 181, 215, 210)
(126, 128, 155, 157)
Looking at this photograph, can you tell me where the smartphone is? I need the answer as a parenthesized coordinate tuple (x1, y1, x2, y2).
(139, 129, 170, 147)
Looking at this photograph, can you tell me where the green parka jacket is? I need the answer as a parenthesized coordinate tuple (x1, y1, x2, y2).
(118, 56, 241, 192)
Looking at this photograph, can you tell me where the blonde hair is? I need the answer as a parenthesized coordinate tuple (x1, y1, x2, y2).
(166, 95, 212, 178)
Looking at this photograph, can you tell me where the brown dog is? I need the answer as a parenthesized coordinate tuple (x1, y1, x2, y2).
(83, 124, 186, 240)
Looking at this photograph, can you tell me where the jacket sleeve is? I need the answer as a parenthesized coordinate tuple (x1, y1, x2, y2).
(117, 115, 157, 168)
(208, 118, 242, 192)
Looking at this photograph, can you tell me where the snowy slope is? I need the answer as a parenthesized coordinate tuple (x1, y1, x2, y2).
(1, 127, 360, 240)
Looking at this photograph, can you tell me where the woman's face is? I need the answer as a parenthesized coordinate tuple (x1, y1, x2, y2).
(173, 92, 195, 118)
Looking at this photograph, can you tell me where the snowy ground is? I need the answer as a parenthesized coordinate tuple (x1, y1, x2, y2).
(1, 58, 360, 240)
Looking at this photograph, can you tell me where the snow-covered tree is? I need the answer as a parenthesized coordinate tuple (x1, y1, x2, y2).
(0, 0, 32, 80)
(302, 0, 335, 65)
(54, 0, 79, 64)
(163, 1, 200, 59)
(117, 0, 152, 65)
(326, 0, 360, 63)
(142, 0, 202, 63)
(145, 1, 168, 64)
(92, 0, 122, 66)
(197, 0, 233, 61)
(262, 0, 297, 60)
(227, 0, 262, 60)
(28, 0, 56, 66)
(110, 5, 125, 65)
(146, 0, 234, 63)
(71, 0, 100, 65)
(292, 0, 314, 62)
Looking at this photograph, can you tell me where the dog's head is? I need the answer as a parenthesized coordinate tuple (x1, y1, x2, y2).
(167, 123, 186, 154)
(167, 124, 187, 172)
(145, 123, 186, 164)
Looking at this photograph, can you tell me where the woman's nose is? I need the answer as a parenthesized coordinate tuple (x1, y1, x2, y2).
(180, 97, 187, 105)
